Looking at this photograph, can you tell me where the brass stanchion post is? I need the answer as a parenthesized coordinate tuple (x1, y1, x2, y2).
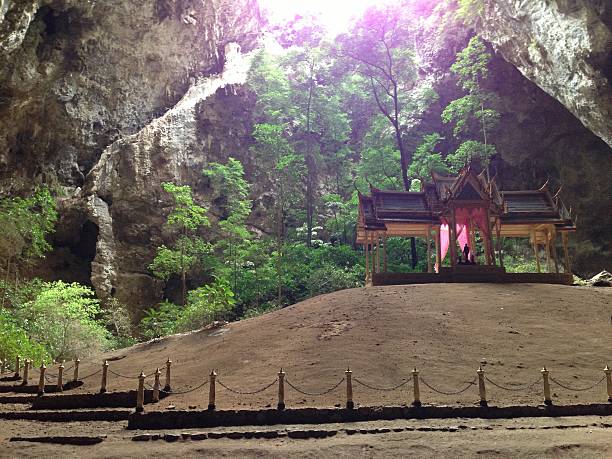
(604, 365, 611, 403)
(164, 358, 172, 392)
(345, 367, 354, 410)
(73, 358, 80, 383)
(277, 368, 285, 410)
(37, 363, 46, 396)
(208, 370, 217, 411)
(136, 371, 145, 413)
(477, 366, 487, 407)
(57, 362, 64, 392)
(153, 368, 161, 403)
(412, 368, 421, 407)
(542, 367, 552, 406)
(100, 360, 109, 393)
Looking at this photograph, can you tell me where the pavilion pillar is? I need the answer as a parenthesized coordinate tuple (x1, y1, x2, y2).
(383, 233, 388, 273)
(486, 209, 495, 266)
(531, 230, 541, 273)
(468, 217, 477, 262)
(364, 233, 370, 284)
(435, 227, 442, 272)
(375, 233, 380, 274)
(551, 229, 559, 274)
(449, 211, 457, 267)
(426, 225, 432, 273)
(562, 232, 571, 274)
(545, 229, 552, 273)
(495, 219, 504, 268)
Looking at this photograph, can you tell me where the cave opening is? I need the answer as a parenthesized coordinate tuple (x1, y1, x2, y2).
(74, 220, 99, 262)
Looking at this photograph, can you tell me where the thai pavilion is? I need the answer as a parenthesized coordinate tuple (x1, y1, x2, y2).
(357, 168, 576, 285)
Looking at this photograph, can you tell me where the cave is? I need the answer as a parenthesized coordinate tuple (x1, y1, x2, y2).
(73, 220, 99, 263)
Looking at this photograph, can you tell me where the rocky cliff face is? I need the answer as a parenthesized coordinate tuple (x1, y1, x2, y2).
(480, 0, 612, 149)
(0, 0, 610, 311)
(0, 0, 262, 312)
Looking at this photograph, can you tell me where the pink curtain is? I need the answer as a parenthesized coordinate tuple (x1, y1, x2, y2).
(435, 207, 489, 272)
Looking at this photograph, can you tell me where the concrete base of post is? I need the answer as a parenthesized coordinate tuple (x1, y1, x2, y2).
(412, 400, 422, 408)
(99, 388, 107, 394)
(37, 391, 44, 397)
(544, 400, 553, 407)
(163, 385, 171, 392)
(135, 406, 144, 413)
(346, 401, 354, 410)
(207, 403, 216, 411)
(277, 402, 285, 411)
(479, 400, 488, 407)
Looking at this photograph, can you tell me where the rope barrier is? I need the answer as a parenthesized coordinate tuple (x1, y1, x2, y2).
(79, 368, 102, 380)
(420, 376, 477, 396)
(145, 379, 209, 395)
(285, 378, 345, 396)
(217, 378, 278, 395)
(353, 378, 411, 392)
(485, 376, 542, 392)
(108, 369, 141, 380)
(549, 375, 606, 392)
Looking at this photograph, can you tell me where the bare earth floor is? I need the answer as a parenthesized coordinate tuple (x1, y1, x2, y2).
(47, 283, 612, 409)
(0, 417, 610, 458)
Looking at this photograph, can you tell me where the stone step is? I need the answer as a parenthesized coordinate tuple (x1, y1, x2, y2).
(0, 408, 131, 422)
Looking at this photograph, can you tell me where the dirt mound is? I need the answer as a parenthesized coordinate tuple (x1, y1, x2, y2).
(68, 284, 611, 410)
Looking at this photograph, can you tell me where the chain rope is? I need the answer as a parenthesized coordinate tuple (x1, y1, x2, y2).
(217, 378, 278, 395)
(420, 376, 477, 395)
(550, 375, 606, 392)
(485, 376, 542, 392)
(108, 369, 140, 380)
(145, 379, 209, 395)
(353, 378, 411, 392)
(285, 378, 345, 396)
(79, 368, 102, 380)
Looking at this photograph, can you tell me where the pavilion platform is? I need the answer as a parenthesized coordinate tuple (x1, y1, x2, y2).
(371, 266, 573, 286)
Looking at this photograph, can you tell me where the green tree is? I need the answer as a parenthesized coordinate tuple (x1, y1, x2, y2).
(408, 133, 450, 182)
(442, 36, 500, 174)
(0, 187, 57, 303)
(149, 183, 210, 305)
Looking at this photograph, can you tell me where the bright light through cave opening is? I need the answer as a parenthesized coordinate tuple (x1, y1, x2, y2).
(258, 0, 395, 35)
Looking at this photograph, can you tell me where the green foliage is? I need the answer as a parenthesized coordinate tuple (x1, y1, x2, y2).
(161, 182, 209, 232)
(139, 301, 182, 340)
(15, 281, 109, 360)
(175, 279, 235, 332)
(446, 140, 496, 173)
(101, 298, 136, 349)
(408, 133, 450, 179)
(0, 309, 50, 365)
(0, 186, 57, 266)
(451, 36, 491, 93)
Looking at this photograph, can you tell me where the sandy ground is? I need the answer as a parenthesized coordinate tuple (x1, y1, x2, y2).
(0, 416, 610, 458)
(21, 283, 610, 410)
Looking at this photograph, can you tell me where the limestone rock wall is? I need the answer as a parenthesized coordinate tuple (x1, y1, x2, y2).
(480, 0, 612, 149)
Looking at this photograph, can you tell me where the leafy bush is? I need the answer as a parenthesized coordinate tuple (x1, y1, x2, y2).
(101, 298, 137, 349)
(0, 309, 50, 366)
(15, 281, 109, 360)
(175, 279, 235, 332)
(139, 301, 182, 340)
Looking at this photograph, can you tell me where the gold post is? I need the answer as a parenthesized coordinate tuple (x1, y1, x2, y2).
(449, 212, 457, 267)
(375, 233, 380, 274)
(604, 365, 611, 403)
(57, 362, 64, 392)
(383, 233, 388, 273)
(164, 358, 171, 392)
(136, 371, 145, 413)
(0, 359, 4, 374)
(14, 355, 20, 378)
(153, 368, 161, 403)
(208, 370, 217, 411)
(545, 230, 552, 273)
(364, 234, 370, 285)
(100, 360, 109, 394)
(531, 230, 541, 273)
(21, 359, 29, 386)
(435, 227, 441, 272)
(345, 367, 354, 410)
(477, 366, 487, 407)
(562, 232, 571, 274)
(426, 226, 432, 273)
(277, 368, 285, 411)
(551, 229, 559, 274)
(541, 367, 552, 406)
(412, 368, 421, 407)
(73, 358, 80, 383)
(37, 363, 46, 397)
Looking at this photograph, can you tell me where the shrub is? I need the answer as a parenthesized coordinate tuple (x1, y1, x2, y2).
(139, 301, 182, 340)
(174, 279, 235, 332)
(101, 298, 137, 349)
(0, 309, 50, 366)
